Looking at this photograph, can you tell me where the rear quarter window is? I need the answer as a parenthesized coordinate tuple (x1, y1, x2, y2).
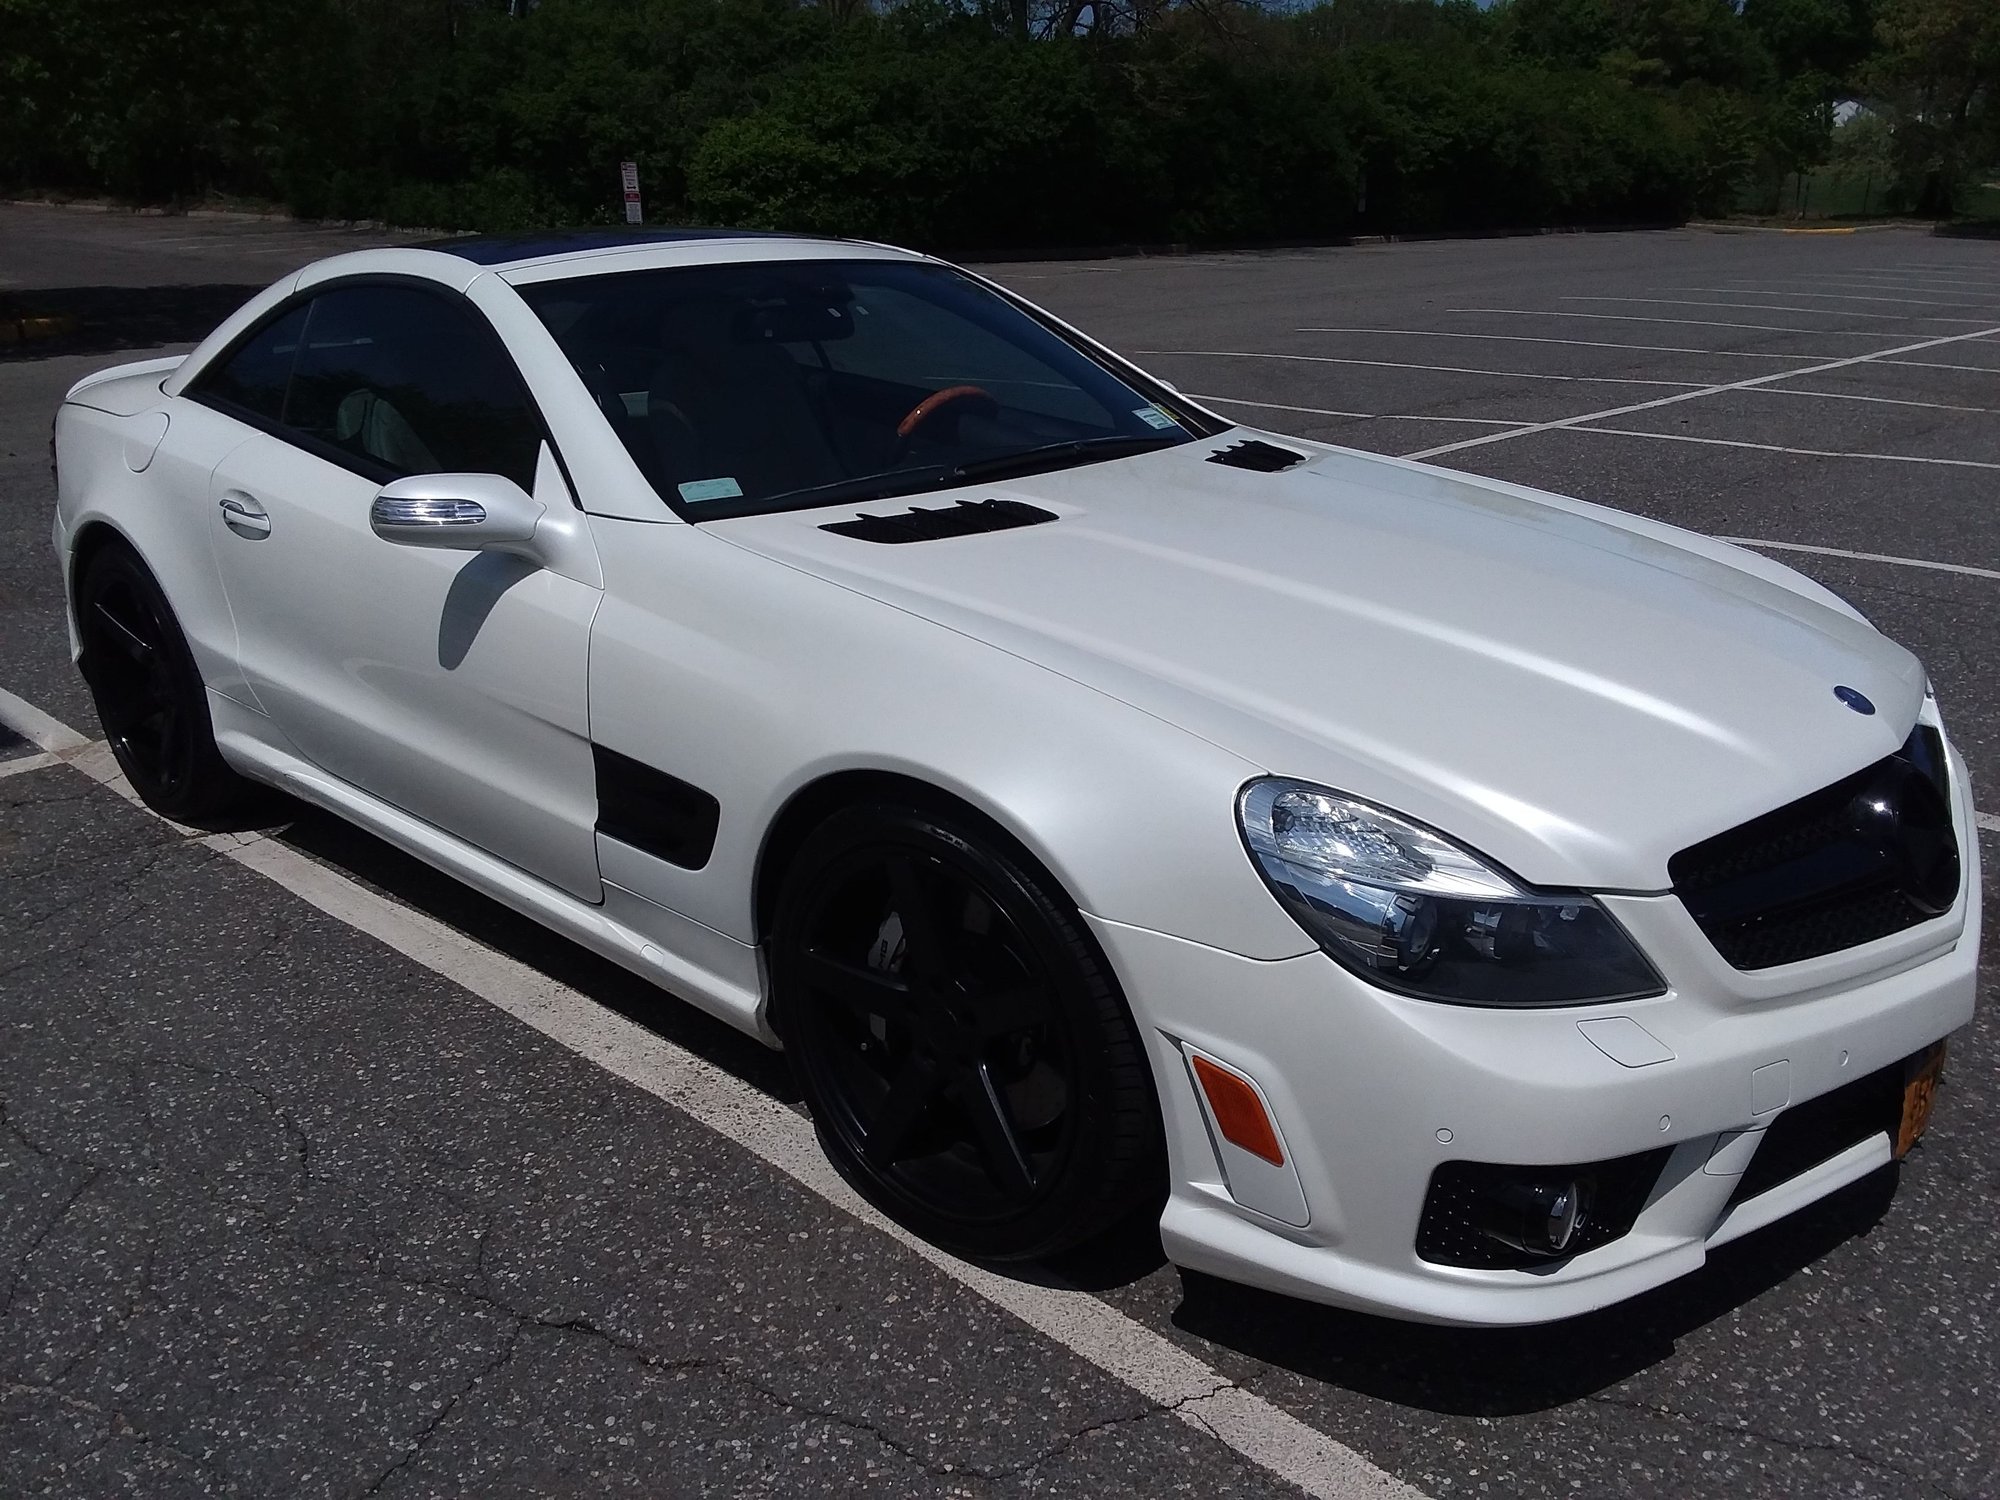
(193, 303, 310, 423)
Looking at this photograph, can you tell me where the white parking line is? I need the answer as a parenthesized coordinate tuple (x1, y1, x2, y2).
(0, 751, 59, 781)
(1200, 383, 2000, 425)
(1293, 327, 1816, 361)
(1883, 266, 2000, 284)
(1143, 349, 1705, 387)
(1979, 812, 2000, 835)
(0, 695, 1424, 1500)
(1746, 386, 2000, 416)
(1563, 296, 1993, 326)
(1876, 357, 2000, 376)
(1450, 308, 1897, 337)
(1192, 394, 1525, 427)
(1668, 286, 1998, 309)
(1402, 320, 2000, 461)
(1717, 272, 2000, 289)
(1722, 538, 2000, 583)
(1836, 268, 2000, 285)
(1574, 425, 2000, 471)
(0, 686, 92, 754)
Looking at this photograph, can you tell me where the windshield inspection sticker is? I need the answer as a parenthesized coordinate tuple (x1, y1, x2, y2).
(678, 477, 744, 503)
(1134, 404, 1180, 430)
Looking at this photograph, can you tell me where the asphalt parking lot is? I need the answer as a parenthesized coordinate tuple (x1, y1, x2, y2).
(3, 202, 1998, 1499)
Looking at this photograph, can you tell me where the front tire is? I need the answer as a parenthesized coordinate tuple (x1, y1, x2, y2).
(76, 539, 253, 823)
(771, 802, 1163, 1261)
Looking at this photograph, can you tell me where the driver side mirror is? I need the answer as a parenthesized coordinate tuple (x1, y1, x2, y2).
(369, 473, 547, 558)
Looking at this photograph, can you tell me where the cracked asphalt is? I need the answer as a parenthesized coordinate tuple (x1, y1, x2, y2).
(3, 205, 1998, 1497)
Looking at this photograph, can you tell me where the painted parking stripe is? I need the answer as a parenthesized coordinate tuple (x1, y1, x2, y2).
(0, 694, 1425, 1500)
(1840, 267, 2000, 283)
(1745, 386, 2000, 416)
(0, 685, 92, 753)
(1402, 320, 2000, 461)
(1883, 266, 2000, 283)
(1192, 394, 1527, 427)
(1562, 296, 1994, 326)
(1293, 327, 1817, 361)
(1980, 812, 2000, 835)
(1876, 357, 2000, 376)
(1143, 349, 1706, 387)
(1753, 275, 2000, 294)
(1571, 426, 2000, 469)
(1196, 382, 2000, 424)
(1721, 538, 2000, 583)
(1450, 308, 1901, 338)
(1667, 287, 1999, 310)
(0, 750, 60, 780)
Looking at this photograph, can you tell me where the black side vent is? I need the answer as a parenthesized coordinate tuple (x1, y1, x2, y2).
(594, 744, 720, 871)
(1206, 439, 1309, 473)
(820, 498, 1057, 544)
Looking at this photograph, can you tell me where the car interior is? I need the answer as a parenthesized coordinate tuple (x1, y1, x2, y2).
(524, 260, 1191, 512)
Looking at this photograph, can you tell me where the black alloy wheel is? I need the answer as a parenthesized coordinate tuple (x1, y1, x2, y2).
(76, 541, 252, 822)
(772, 802, 1162, 1261)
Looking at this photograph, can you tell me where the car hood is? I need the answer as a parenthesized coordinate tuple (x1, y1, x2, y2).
(712, 436, 1925, 891)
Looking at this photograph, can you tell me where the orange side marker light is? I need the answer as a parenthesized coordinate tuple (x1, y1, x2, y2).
(1190, 1055, 1285, 1167)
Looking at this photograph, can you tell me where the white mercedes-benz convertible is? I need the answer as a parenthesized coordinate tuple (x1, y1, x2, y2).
(52, 230, 1977, 1325)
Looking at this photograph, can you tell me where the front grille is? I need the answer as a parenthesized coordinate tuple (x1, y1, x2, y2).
(1416, 1147, 1672, 1269)
(1726, 1059, 1904, 1208)
(1670, 726, 1958, 970)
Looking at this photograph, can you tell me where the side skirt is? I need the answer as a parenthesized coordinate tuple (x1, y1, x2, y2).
(209, 691, 775, 1045)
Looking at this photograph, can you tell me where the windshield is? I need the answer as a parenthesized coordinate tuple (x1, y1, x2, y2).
(518, 259, 1218, 518)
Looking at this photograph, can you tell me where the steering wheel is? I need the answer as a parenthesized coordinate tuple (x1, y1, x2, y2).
(895, 384, 998, 449)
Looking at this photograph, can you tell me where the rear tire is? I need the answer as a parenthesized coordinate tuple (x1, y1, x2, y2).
(76, 539, 254, 823)
(771, 801, 1164, 1261)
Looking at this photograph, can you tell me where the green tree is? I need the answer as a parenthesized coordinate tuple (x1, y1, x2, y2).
(1865, 0, 2000, 213)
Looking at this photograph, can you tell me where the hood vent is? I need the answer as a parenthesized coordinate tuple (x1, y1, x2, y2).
(821, 497, 1057, 544)
(1207, 439, 1309, 473)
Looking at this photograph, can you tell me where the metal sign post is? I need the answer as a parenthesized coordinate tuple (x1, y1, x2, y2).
(620, 161, 642, 225)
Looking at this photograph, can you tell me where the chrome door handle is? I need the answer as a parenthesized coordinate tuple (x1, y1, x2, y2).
(218, 491, 272, 539)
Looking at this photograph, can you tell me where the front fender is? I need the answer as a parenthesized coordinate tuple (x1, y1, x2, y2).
(582, 516, 1313, 962)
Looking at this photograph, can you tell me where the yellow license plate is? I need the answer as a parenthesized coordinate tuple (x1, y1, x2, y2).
(1896, 1042, 1947, 1159)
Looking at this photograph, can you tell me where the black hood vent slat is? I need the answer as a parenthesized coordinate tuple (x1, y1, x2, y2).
(1206, 439, 1309, 473)
(821, 497, 1057, 544)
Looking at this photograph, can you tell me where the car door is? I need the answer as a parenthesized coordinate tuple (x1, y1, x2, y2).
(190, 278, 604, 902)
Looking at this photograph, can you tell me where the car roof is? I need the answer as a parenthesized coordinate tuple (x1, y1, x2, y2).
(412, 226, 802, 266)
(161, 231, 937, 402)
(410, 226, 927, 276)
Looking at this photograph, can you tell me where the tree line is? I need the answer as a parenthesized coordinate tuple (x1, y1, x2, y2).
(1, 0, 1994, 249)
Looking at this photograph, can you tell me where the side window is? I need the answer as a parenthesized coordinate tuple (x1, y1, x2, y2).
(194, 303, 310, 423)
(281, 285, 542, 488)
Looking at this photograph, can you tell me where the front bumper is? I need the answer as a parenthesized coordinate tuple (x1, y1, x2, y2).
(1094, 750, 1982, 1327)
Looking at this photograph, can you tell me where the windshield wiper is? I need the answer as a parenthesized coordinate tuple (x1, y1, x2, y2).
(943, 433, 1181, 484)
(731, 434, 1184, 517)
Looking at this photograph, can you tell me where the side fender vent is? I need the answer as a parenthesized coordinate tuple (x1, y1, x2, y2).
(1206, 439, 1309, 473)
(821, 497, 1057, 544)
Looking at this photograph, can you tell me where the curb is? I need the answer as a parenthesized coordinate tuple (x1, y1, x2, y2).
(1684, 219, 1933, 235)
(0, 313, 81, 347)
(2, 197, 409, 232)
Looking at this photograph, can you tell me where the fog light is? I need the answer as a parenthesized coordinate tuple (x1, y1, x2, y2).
(1476, 1176, 1589, 1255)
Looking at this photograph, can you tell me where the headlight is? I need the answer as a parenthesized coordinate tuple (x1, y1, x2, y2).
(1237, 780, 1665, 1007)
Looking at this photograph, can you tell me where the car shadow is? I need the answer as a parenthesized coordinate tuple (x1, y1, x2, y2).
(1165, 1166, 1897, 1415)
(264, 797, 1900, 1416)
(1, 283, 261, 361)
(271, 802, 799, 1102)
